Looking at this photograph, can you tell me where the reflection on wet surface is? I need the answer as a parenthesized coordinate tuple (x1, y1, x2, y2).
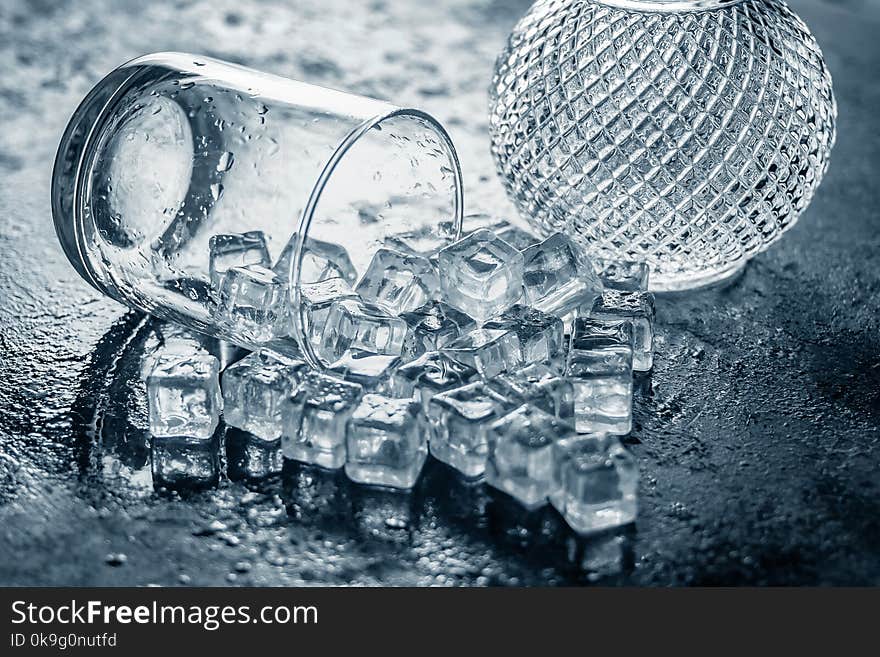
(74, 314, 633, 585)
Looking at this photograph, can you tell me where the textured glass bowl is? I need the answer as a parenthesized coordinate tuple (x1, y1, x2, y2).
(489, 0, 836, 290)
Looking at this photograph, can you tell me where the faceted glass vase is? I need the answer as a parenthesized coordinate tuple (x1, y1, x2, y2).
(489, 0, 837, 291)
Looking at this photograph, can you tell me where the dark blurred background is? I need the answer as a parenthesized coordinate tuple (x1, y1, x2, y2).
(0, 0, 877, 585)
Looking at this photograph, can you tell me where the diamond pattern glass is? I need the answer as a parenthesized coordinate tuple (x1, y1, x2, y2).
(489, 0, 836, 290)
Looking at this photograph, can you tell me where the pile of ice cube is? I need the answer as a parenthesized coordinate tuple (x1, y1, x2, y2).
(146, 219, 655, 536)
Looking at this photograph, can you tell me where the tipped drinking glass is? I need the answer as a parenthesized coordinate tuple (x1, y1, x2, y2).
(53, 52, 463, 368)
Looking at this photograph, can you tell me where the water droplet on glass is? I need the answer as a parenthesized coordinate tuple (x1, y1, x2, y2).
(216, 151, 235, 172)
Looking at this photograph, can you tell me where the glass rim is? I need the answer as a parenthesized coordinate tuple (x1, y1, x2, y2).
(289, 107, 465, 370)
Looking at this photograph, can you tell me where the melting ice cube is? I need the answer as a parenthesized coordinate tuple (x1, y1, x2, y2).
(146, 352, 222, 439)
(208, 231, 271, 290)
(216, 264, 288, 344)
(486, 404, 576, 510)
(437, 229, 523, 323)
(587, 290, 656, 371)
(355, 248, 440, 316)
(521, 233, 602, 317)
(221, 350, 308, 441)
(550, 434, 638, 535)
(566, 317, 635, 435)
(281, 370, 363, 470)
(345, 394, 427, 489)
(427, 382, 512, 477)
(484, 304, 564, 366)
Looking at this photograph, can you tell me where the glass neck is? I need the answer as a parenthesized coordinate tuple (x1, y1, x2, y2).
(595, 0, 746, 12)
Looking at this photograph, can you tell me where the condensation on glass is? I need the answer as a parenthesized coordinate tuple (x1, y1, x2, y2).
(490, 0, 837, 291)
(52, 52, 463, 368)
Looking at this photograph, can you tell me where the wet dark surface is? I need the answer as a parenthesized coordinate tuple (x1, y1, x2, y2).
(0, 0, 878, 586)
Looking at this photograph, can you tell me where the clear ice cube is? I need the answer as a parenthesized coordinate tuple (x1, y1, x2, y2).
(427, 382, 511, 477)
(593, 258, 650, 292)
(140, 324, 214, 381)
(486, 404, 576, 510)
(437, 229, 524, 323)
(326, 350, 401, 390)
(355, 248, 441, 316)
(484, 304, 564, 366)
(226, 427, 283, 480)
(550, 434, 638, 535)
(151, 432, 222, 490)
(566, 318, 634, 435)
(146, 352, 222, 439)
(388, 351, 477, 414)
(281, 371, 363, 469)
(521, 233, 602, 317)
(274, 235, 357, 285)
(216, 264, 288, 343)
(345, 394, 427, 490)
(400, 300, 477, 357)
(442, 327, 523, 378)
(208, 231, 271, 290)
(488, 362, 575, 422)
(299, 278, 358, 349)
(587, 290, 656, 371)
(221, 350, 308, 440)
(317, 298, 410, 364)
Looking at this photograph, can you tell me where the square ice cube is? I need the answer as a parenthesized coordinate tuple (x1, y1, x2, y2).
(140, 324, 215, 381)
(488, 363, 575, 422)
(486, 404, 576, 510)
(593, 258, 650, 292)
(226, 427, 283, 480)
(521, 233, 602, 317)
(587, 290, 656, 371)
(566, 318, 634, 435)
(428, 382, 511, 477)
(216, 264, 288, 343)
(146, 352, 222, 439)
(550, 434, 638, 535)
(345, 394, 427, 490)
(442, 328, 522, 378)
(437, 229, 524, 323)
(208, 231, 271, 290)
(317, 298, 410, 364)
(355, 248, 440, 315)
(151, 432, 222, 490)
(281, 371, 363, 469)
(298, 278, 358, 349)
(326, 350, 401, 390)
(400, 301, 476, 358)
(274, 235, 357, 285)
(484, 304, 564, 366)
(388, 351, 477, 413)
(221, 350, 308, 440)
